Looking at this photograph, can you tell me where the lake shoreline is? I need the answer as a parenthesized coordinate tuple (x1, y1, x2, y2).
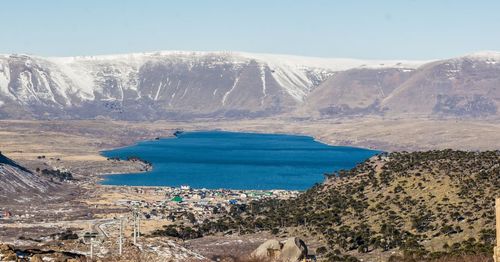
(98, 130, 380, 190)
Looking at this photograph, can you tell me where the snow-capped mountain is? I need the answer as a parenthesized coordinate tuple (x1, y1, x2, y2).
(0, 51, 426, 119)
(0, 50, 499, 120)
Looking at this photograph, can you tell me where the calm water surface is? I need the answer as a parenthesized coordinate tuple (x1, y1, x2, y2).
(100, 131, 379, 190)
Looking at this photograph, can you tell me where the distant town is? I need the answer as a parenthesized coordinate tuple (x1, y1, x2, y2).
(110, 185, 300, 224)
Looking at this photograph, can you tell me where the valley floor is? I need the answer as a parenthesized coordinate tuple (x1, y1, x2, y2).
(0, 117, 499, 261)
(1, 117, 499, 160)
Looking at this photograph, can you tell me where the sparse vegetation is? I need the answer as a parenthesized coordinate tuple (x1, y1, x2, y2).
(163, 150, 500, 260)
(40, 168, 73, 181)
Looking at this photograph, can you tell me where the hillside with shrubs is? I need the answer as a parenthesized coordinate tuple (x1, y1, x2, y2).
(185, 150, 500, 261)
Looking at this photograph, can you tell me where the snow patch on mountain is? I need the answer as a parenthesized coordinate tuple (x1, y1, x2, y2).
(236, 52, 428, 70)
(0, 60, 12, 97)
(222, 76, 240, 106)
(462, 51, 500, 65)
(41, 51, 429, 103)
(3, 50, 499, 120)
(259, 65, 267, 106)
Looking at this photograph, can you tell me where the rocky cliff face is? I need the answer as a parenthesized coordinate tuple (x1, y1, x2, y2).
(0, 51, 499, 120)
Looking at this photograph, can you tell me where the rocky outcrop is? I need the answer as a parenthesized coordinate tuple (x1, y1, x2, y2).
(29, 255, 43, 262)
(252, 237, 309, 262)
(0, 243, 85, 262)
(0, 244, 17, 261)
(280, 238, 308, 262)
(251, 239, 282, 259)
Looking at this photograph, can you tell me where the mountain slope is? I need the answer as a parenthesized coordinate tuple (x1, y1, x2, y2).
(0, 152, 55, 203)
(1, 51, 500, 120)
(381, 52, 500, 117)
(304, 67, 414, 117)
(197, 150, 500, 260)
(0, 51, 424, 120)
(304, 51, 500, 118)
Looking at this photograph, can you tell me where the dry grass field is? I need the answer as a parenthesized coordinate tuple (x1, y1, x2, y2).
(1, 117, 498, 167)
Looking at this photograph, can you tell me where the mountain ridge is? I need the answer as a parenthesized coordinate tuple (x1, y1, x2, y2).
(2, 50, 431, 68)
(0, 50, 499, 120)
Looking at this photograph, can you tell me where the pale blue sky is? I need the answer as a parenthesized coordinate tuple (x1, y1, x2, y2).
(1, 0, 499, 59)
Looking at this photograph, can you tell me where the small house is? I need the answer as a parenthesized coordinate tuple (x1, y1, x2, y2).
(171, 196, 183, 203)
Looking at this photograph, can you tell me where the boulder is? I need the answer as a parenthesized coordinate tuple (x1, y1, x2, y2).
(30, 255, 43, 262)
(279, 237, 307, 262)
(1, 251, 17, 261)
(252, 239, 282, 259)
(0, 244, 16, 262)
(0, 244, 12, 252)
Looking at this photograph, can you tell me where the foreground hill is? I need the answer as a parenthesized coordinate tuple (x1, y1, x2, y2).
(193, 150, 500, 261)
(1, 50, 499, 120)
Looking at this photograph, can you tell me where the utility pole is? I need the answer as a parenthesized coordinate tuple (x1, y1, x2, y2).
(86, 223, 98, 260)
(137, 212, 141, 237)
(132, 206, 140, 245)
(88, 223, 93, 259)
(133, 213, 137, 245)
(119, 217, 123, 256)
(90, 238, 93, 259)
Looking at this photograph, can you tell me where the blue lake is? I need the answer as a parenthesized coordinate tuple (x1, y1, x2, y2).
(100, 131, 379, 190)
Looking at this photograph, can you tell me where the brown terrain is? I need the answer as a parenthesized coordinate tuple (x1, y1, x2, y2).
(0, 117, 499, 261)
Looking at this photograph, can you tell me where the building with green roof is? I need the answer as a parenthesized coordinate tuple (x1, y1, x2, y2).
(171, 196, 183, 202)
